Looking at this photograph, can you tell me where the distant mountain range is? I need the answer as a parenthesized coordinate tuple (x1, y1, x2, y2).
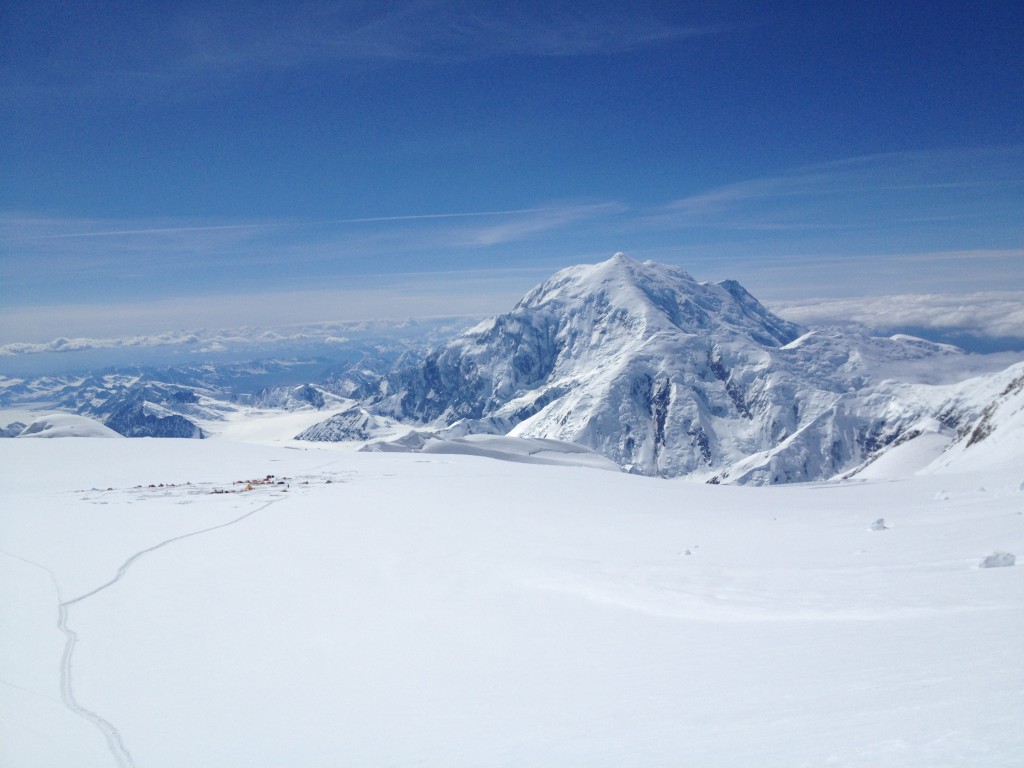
(3, 254, 1022, 484)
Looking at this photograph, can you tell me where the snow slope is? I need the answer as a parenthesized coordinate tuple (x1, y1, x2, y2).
(16, 413, 123, 438)
(2, 438, 1021, 767)
(929, 365, 1024, 474)
(362, 432, 621, 470)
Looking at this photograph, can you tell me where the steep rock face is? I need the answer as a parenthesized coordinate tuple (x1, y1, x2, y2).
(922, 363, 1024, 473)
(963, 370, 1024, 448)
(237, 383, 338, 411)
(295, 405, 394, 442)
(84, 384, 206, 438)
(104, 394, 204, 438)
(372, 254, 989, 482)
(1, 421, 26, 437)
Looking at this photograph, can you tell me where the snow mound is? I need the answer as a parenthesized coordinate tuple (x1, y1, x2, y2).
(846, 418, 954, 481)
(17, 413, 123, 438)
(978, 552, 1015, 568)
(362, 433, 620, 470)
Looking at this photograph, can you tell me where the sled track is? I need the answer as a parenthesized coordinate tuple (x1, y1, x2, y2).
(2, 496, 286, 768)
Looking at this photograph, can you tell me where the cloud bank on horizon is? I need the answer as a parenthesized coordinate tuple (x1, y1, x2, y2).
(2, 2, 1022, 350)
(5, 288, 1024, 359)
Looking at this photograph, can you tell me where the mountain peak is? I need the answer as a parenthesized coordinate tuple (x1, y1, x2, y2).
(514, 254, 794, 347)
(517, 253, 693, 312)
(595, 251, 688, 279)
(374, 255, 812, 475)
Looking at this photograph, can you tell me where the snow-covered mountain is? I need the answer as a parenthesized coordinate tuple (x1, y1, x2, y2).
(294, 404, 400, 442)
(368, 253, 1021, 483)
(0, 355, 405, 439)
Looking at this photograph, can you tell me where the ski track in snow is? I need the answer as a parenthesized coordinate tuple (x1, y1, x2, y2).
(2, 496, 287, 768)
(62, 497, 285, 607)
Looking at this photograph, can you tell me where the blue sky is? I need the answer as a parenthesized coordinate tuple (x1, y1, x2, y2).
(2, 0, 1022, 344)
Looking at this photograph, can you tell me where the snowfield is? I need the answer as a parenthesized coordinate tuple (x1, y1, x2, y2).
(2, 436, 1022, 767)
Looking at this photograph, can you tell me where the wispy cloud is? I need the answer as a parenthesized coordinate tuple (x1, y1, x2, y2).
(441, 203, 627, 247)
(175, 2, 705, 68)
(6, 279, 1023, 367)
(0, 267, 555, 349)
(0, 321, 410, 358)
(654, 146, 1024, 234)
(4, 147, 1021, 345)
(21, 206, 587, 241)
(684, 247, 1024, 306)
(3, 2, 707, 100)
(0, 203, 624, 301)
(24, 221, 283, 240)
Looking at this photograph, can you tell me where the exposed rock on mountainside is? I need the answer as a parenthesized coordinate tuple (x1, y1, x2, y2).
(295, 405, 395, 442)
(78, 383, 206, 438)
(0, 421, 26, 437)
(236, 383, 343, 411)
(921, 366, 1024, 474)
(103, 391, 205, 438)
(965, 372, 1024, 448)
